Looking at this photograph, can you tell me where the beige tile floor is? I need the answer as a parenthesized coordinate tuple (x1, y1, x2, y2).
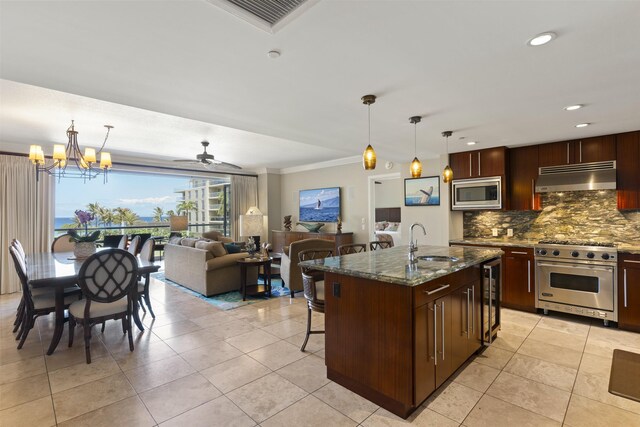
(2, 278, 640, 426)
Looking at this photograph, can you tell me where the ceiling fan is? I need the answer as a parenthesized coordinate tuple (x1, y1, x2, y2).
(173, 140, 241, 170)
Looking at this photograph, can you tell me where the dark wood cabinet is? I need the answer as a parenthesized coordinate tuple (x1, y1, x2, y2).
(450, 281, 482, 372)
(449, 147, 506, 180)
(502, 247, 535, 312)
(271, 230, 353, 254)
(618, 254, 640, 332)
(538, 136, 615, 167)
(414, 303, 436, 403)
(617, 131, 640, 210)
(508, 145, 541, 211)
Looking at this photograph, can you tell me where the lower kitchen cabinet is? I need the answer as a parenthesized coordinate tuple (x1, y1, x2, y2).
(618, 254, 640, 332)
(502, 247, 536, 312)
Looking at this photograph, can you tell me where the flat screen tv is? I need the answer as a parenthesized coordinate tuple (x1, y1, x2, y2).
(299, 187, 341, 223)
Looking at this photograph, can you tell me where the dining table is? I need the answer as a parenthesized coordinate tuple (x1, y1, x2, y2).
(26, 250, 160, 355)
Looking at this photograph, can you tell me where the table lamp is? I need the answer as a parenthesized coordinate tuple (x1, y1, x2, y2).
(169, 215, 188, 237)
(239, 206, 263, 247)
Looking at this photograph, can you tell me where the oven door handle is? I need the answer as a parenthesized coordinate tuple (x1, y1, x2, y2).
(536, 262, 614, 272)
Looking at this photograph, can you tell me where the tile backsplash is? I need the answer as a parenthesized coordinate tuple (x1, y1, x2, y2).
(463, 190, 640, 244)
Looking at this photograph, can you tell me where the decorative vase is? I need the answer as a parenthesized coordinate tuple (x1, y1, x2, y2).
(296, 222, 325, 232)
(74, 241, 96, 259)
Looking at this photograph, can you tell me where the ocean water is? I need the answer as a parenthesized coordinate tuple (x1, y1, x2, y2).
(405, 196, 440, 206)
(299, 207, 340, 222)
(55, 216, 157, 229)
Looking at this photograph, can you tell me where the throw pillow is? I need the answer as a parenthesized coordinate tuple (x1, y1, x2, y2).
(168, 236, 182, 245)
(224, 243, 242, 254)
(195, 240, 217, 254)
(181, 238, 198, 247)
(375, 221, 388, 231)
(386, 222, 399, 232)
(210, 241, 227, 257)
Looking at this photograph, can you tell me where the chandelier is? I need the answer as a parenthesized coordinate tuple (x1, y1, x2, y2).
(28, 120, 114, 183)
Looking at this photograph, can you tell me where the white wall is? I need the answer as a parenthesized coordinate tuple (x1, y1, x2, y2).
(277, 155, 454, 247)
(257, 172, 281, 245)
(374, 178, 402, 208)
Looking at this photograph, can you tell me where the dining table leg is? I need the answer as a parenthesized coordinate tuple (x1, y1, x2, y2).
(46, 286, 65, 355)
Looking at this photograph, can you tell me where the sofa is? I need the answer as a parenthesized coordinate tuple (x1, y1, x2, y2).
(280, 238, 335, 297)
(164, 236, 258, 297)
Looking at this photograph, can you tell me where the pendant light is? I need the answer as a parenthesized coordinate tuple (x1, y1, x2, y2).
(362, 94, 377, 170)
(409, 116, 422, 178)
(442, 131, 453, 183)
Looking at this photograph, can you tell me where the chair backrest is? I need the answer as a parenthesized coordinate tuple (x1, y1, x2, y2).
(370, 240, 393, 251)
(51, 234, 76, 253)
(117, 235, 128, 250)
(12, 239, 26, 260)
(127, 235, 141, 255)
(9, 246, 33, 308)
(298, 248, 333, 303)
(102, 234, 123, 248)
(130, 233, 151, 247)
(338, 243, 367, 256)
(77, 249, 138, 304)
(138, 238, 155, 261)
(377, 233, 395, 247)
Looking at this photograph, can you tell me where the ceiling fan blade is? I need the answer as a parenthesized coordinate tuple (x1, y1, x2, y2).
(213, 160, 242, 170)
(173, 159, 200, 163)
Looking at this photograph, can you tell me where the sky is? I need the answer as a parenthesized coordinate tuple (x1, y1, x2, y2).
(55, 171, 189, 219)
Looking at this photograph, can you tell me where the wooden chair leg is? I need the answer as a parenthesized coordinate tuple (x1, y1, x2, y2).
(101, 322, 106, 333)
(300, 306, 312, 352)
(17, 315, 34, 350)
(84, 323, 92, 364)
(127, 315, 134, 352)
(15, 310, 28, 341)
(13, 297, 25, 331)
(121, 317, 127, 334)
(138, 295, 146, 313)
(144, 292, 155, 318)
(68, 316, 76, 347)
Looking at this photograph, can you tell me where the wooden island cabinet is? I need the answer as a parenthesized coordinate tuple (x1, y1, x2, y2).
(309, 245, 500, 419)
(618, 253, 640, 332)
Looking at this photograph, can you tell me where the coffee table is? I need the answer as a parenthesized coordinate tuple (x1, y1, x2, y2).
(237, 257, 272, 301)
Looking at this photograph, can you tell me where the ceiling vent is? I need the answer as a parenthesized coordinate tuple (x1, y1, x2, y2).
(207, 0, 318, 33)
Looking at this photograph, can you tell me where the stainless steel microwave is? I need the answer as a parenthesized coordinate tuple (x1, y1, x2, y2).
(451, 176, 502, 210)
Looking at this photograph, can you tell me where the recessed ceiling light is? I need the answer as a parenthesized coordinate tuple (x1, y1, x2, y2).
(267, 50, 281, 59)
(575, 123, 590, 128)
(466, 141, 477, 146)
(527, 32, 557, 46)
(564, 104, 583, 111)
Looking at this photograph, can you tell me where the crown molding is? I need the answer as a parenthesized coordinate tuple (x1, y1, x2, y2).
(279, 155, 361, 175)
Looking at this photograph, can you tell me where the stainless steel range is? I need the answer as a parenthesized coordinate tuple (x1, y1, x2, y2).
(535, 239, 617, 324)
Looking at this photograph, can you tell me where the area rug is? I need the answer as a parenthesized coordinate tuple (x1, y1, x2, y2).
(151, 272, 290, 311)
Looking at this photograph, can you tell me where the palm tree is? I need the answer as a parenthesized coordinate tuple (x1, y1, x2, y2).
(121, 209, 139, 226)
(87, 202, 102, 227)
(165, 210, 175, 220)
(152, 207, 164, 223)
(176, 201, 197, 216)
(98, 207, 114, 227)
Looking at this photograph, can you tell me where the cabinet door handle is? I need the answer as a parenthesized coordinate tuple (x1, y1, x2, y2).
(579, 140, 582, 163)
(478, 152, 481, 176)
(463, 290, 469, 336)
(471, 285, 475, 335)
(531, 179, 535, 209)
(624, 260, 640, 264)
(527, 260, 531, 293)
(485, 264, 493, 344)
(441, 301, 445, 361)
(624, 269, 628, 308)
(469, 153, 472, 176)
(425, 284, 450, 295)
(510, 251, 528, 255)
(567, 142, 570, 164)
(433, 302, 438, 366)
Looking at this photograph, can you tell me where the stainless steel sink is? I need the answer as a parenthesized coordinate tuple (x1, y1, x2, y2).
(417, 255, 459, 263)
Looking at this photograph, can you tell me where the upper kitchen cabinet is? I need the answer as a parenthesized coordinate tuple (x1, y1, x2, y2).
(617, 131, 640, 210)
(449, 147, 506, 180)
(508, 145, 541, 211)
(538, 136, 616, 167)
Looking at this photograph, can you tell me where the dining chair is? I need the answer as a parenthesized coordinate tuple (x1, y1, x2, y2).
(9, 246, 79, 349)
(377, 233, 395, 247)
(11, 240, 27, 331)
(298, 248, 333, 352)
(136, 238, 156, 318)
(68, 249, 138, 363)
(338, 243, 367, 255)
(51, 234, 76, 252)
(370, 240, 393, 251)
(117, 235, 128, 250)
(127, 235, 141, 255)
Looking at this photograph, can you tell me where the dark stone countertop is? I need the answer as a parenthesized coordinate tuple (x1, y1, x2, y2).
(298, 245, 503, 287)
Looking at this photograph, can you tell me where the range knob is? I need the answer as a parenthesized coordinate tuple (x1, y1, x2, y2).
(587, 252, 595, 259)
(552, 250, 560, 256)
(602, 253, 610, 260)
(539, 249, 547, 255)
(571, 251, 580, 257)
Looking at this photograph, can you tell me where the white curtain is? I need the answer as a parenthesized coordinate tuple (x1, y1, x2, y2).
(0, 155, 54, 294)
(230, 175, 258, 241)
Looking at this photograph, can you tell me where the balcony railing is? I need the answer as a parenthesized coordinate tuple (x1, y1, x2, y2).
(54, 223, 230, 238)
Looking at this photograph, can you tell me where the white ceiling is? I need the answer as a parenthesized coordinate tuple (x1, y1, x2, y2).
(1, 0, 639, 172)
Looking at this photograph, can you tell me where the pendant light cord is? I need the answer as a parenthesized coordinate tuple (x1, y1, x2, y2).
(414, 122, 417, 156)
(368, 104, 371, 145)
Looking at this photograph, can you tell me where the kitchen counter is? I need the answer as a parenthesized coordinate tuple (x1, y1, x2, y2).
(298, 244, 502, 286)
(449, 238, 537, 248)
(618, 244, 640, 255)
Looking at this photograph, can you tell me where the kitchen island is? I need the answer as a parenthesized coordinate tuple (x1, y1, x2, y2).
(300, 245, 502, 419)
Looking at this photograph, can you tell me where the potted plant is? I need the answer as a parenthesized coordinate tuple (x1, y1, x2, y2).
(67, 210, 101, 258)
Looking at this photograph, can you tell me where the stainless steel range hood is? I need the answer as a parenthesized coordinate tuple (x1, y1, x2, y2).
(535, 161, 617, 192)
